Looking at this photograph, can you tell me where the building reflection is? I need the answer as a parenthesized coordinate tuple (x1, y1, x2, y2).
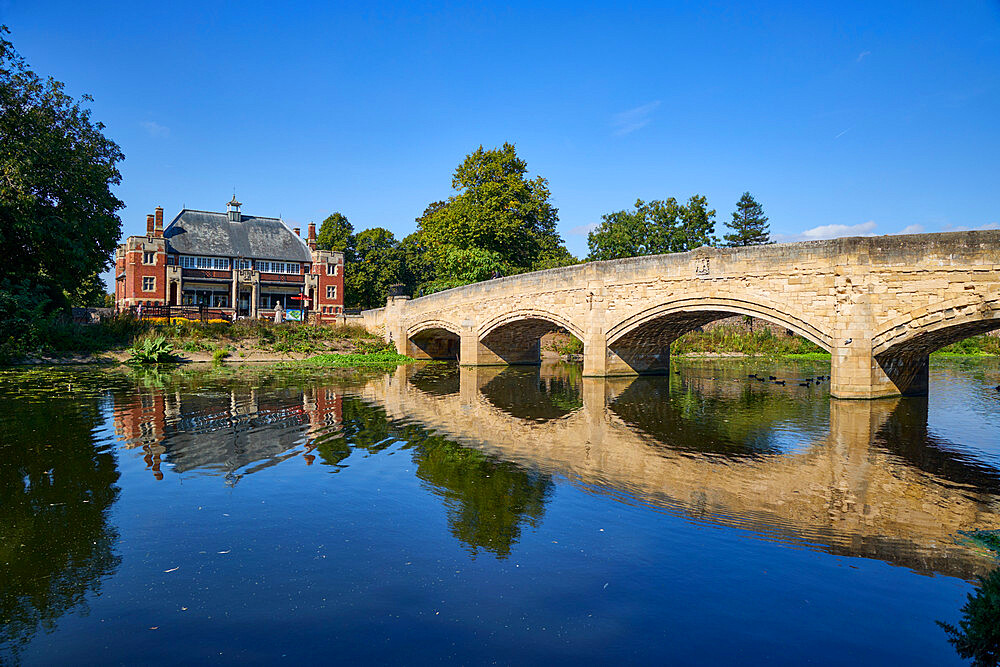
(113, 381, 343, 482)
(110, 363, 1000, 577)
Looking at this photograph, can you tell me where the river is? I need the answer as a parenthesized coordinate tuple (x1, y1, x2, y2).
(2, 358, 999, 664)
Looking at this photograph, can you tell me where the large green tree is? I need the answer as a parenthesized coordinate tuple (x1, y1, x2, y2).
(723, 192, 772, 247)
(586, 195, 717, 261)
(315, 211, 356, 259)
(345, 227, 408, 309)
(417, 144, 573, 288)
(0, 26, 123, 300)
(0, 26, 123, 354)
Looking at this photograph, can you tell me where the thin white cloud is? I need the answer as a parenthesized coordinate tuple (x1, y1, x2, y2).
(856, 50, 871, 63)
(900, 224, 925, 234)
(945, 222, 1000, 232)
(773, 221, 878, 243)
(569, 223, 598, 236)
(834, 127, 852, 139)
(612, 101, 661, 136)
(802, 221, 877, 239)
(141, 120, 169, 138)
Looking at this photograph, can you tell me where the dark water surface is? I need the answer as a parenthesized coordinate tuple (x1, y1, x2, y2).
(2, 359, 1000, 665)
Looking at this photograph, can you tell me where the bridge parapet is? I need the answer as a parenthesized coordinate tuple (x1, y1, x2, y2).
(362, 231, 1000, 399)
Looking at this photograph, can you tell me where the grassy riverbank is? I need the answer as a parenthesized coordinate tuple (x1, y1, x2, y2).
(669, 324, 1000, 358)
(670, 325, 826, 357)
(3, 315, 394, 365)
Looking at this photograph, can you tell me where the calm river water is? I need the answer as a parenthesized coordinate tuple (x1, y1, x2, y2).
(2, 358, 1000, 665)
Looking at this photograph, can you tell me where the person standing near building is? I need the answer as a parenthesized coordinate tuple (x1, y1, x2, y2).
(274, 302, 284, 324)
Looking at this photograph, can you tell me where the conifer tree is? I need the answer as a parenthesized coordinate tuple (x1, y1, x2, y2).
(723, 192, 772, 246)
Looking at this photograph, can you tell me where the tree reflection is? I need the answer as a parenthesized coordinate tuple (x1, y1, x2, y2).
(412, 436, 553, 559)
(407, 364, 461, 397)
(0, 391, 120, 662)
(939, 565, 1000, 667)
(479, 365, 583, 421)
(314, 394, 554, 558)
(610, 375, 825, 458)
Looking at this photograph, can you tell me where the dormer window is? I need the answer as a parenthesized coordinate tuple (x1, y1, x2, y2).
(227, 195, 242, 222)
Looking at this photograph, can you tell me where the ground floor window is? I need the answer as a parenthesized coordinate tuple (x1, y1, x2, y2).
(326, 285, 337, 299)
(261, 292, 292, 310)
(182, 289, 229, 307)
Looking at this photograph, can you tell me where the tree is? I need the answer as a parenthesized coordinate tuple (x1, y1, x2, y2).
(66, 271, 109, 307)
(398, 231, 435, 294)
(0, 26, 123, 304)
(0, 26, 123, 355)
(417, 144, 570, 286)
(345, 227, 407, 309)
(315, 212, 355, 259)
(586, 195, 717, 261)
(723, 192, 772, 246)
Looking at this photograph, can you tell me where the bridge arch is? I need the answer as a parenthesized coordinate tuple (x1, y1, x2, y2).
(604, 296, 832, 375)
(405, 319, 462, 361)
(866, 297, 1000, 396)
(477, 309, 585, 366)
(872, 296, 1000, 358)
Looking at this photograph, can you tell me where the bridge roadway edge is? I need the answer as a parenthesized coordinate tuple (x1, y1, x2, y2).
(362, 230, 1000, 400)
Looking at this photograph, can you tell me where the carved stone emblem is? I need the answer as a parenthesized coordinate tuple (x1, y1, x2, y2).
(694, 257, 710, 277)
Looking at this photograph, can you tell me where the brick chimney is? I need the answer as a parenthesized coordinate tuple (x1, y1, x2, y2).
(154, 207, 164, 237)
(307, 223, 317, 250)
(293, 226, 301, 237)
(146, 214, 154, 235)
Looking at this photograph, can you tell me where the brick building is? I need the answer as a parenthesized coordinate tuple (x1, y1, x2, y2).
(114, 197, 344, 321)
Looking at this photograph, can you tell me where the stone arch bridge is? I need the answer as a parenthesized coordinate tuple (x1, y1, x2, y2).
(364, 231, 1000, 399)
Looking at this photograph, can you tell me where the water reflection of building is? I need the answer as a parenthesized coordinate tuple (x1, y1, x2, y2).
(113, 384, 343, 481)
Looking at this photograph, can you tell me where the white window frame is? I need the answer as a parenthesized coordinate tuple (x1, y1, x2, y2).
(326, 285, 337, 300)
(180, 255, 230, 270)
(256, 260, 300, 274)
(143, 251, 155, 265)
(142, 276, 156, 292)
(326, 263, 338, 275)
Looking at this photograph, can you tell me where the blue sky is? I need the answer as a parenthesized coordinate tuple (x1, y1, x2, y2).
(3, 1, 999, 286)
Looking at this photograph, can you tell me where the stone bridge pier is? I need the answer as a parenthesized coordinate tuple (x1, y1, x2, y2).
(367, 231, 1000, 399)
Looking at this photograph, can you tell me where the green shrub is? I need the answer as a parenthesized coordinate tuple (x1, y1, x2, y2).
(127, 336, 175, 365)
(212, 348, 230, 363)
(551, 336, 583, 356)
(671, 324, 825, 357)
(353, 338, 396, 354)
(934, 335, 1000, 356)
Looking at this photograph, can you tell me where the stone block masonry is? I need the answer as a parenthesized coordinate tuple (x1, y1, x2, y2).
(365, 231, 1000, 399)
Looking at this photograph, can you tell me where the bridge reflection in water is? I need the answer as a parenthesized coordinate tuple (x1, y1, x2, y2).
(113, 363, 1000, 579)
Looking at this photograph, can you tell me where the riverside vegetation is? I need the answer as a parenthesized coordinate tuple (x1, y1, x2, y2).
(3, 313, 404, 366)
(669, 325, 1000, 358)
(542, 324, 1000, 361)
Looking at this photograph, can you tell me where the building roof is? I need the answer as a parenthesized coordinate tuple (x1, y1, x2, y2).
(163, 209, 312, 262)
